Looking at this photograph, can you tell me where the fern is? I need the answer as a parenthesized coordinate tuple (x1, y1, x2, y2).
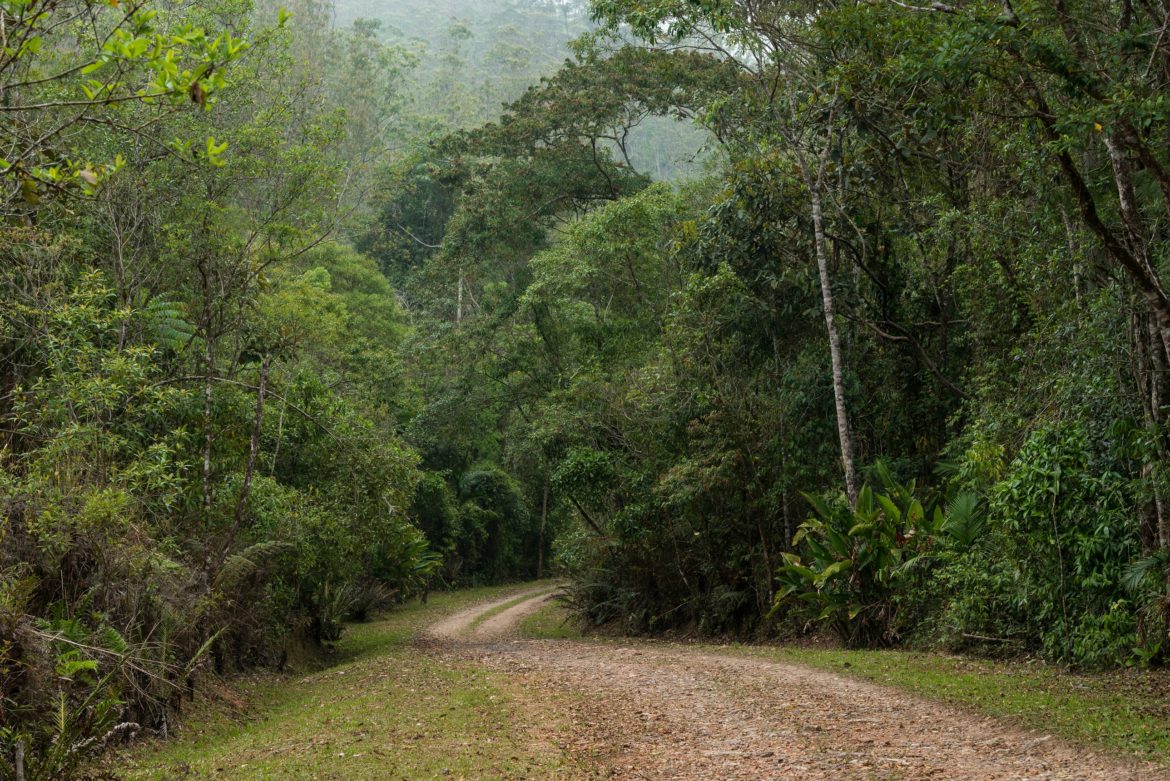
(213, 540, 292, 591)
(136, 292, 198, 352)
(98, 626, 129, 655)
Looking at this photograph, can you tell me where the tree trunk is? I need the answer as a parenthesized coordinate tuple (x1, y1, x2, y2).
(808, 181, 859, 507)
(771, 330, 793, 547)
(269, 401, 286, 474)
(1142, 316, 1170, 552)
(538, 474, 549, 578)
(1107, 134, 1170, 552)
(211, 354, 270, 575)
(234, 354, 270, 528)
(202, 325, 214, 519)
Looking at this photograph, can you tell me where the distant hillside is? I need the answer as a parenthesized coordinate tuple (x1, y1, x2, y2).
(333, 0, 587, 43)
(332, 0, 588, 121)
(330, 0, 710, 178)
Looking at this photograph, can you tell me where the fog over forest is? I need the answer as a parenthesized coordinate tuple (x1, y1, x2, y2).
(332, 0, 710, 179)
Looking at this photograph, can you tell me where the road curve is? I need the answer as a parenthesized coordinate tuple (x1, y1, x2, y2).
(423, 584, 558, 643)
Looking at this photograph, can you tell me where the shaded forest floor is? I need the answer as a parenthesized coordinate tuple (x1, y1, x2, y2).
(109, 585, 1170, 780)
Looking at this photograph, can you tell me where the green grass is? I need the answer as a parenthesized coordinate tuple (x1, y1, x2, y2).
(109, 585, 582, 781)
(720, 644, 1170, 764)
(518, 599, 582, 640)
(108, 585, 1170, 776)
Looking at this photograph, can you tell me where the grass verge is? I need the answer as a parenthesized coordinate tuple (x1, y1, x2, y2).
(518, 599, 582, 640)
(108, 584, 582, 781)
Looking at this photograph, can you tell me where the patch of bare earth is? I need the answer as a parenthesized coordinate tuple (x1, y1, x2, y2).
(437, 592, 1170, 781)
(473, 591, 557, 641)
(421, 585, 554, 643)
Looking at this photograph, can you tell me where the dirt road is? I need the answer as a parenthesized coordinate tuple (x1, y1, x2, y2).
(428, 589, 1169, 781)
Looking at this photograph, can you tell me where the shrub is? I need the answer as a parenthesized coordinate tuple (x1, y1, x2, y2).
(774, 463, 982, 648)
(937, 425, 1139, 666)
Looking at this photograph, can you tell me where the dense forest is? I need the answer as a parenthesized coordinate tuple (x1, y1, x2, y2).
(5, 0, 1170, 776)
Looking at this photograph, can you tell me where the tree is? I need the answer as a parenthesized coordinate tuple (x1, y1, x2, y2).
(0, 0, 266, 215)
(0, 4, 436, 772)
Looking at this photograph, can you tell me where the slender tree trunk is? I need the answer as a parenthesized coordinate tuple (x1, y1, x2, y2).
(1107, 134, 1170, 553)
(755, 504, 774, 604)
(202, 324, 214, 519)
(538, 474, 549, 579)
(771, 331, 794, 547)
(786, 94, 860, 507)
(1132, 312, 1163, 551)
(269, 401, 286, 474)
(234, 354, 270, 527)
(808, 180, 859, 507)
(570, 495, 607, 537)
(1149, 318, 1170, 552)
(211, 354, 270, 575)
(457, 273, 463, 323)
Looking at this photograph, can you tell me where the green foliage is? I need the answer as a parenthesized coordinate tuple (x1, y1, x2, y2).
(350, 0, 1170, 678)
(1124, 549, 1170, 663)
(937, 425, 1140, 666)
(551, 450, 614, 512)
(0, 0, 272, 212)
(14, 0, 1170, 770)
(138, 294, 199, 353)
(0, 569, 166, 780)
(457, 466, 533, 582)
(775, 465, 981, 648)
(0, 1, 435, 767)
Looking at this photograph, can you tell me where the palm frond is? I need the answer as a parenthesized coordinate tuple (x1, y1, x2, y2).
(1124, 550, 1170, 594)
(943, 492, 985, 549)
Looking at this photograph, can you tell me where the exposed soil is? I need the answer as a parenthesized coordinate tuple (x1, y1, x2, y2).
(423, 586, 557, 644)
(429, 590, 1170, 781)
(472, 591, 557, 642)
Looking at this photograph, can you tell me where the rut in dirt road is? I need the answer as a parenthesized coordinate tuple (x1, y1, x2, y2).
(431, 590, 1170, 781)
(424, 585, 558, 643)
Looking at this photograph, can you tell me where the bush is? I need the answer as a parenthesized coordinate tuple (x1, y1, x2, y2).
(937, 425, 1140, 666)
(0, 261, 431, 770)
